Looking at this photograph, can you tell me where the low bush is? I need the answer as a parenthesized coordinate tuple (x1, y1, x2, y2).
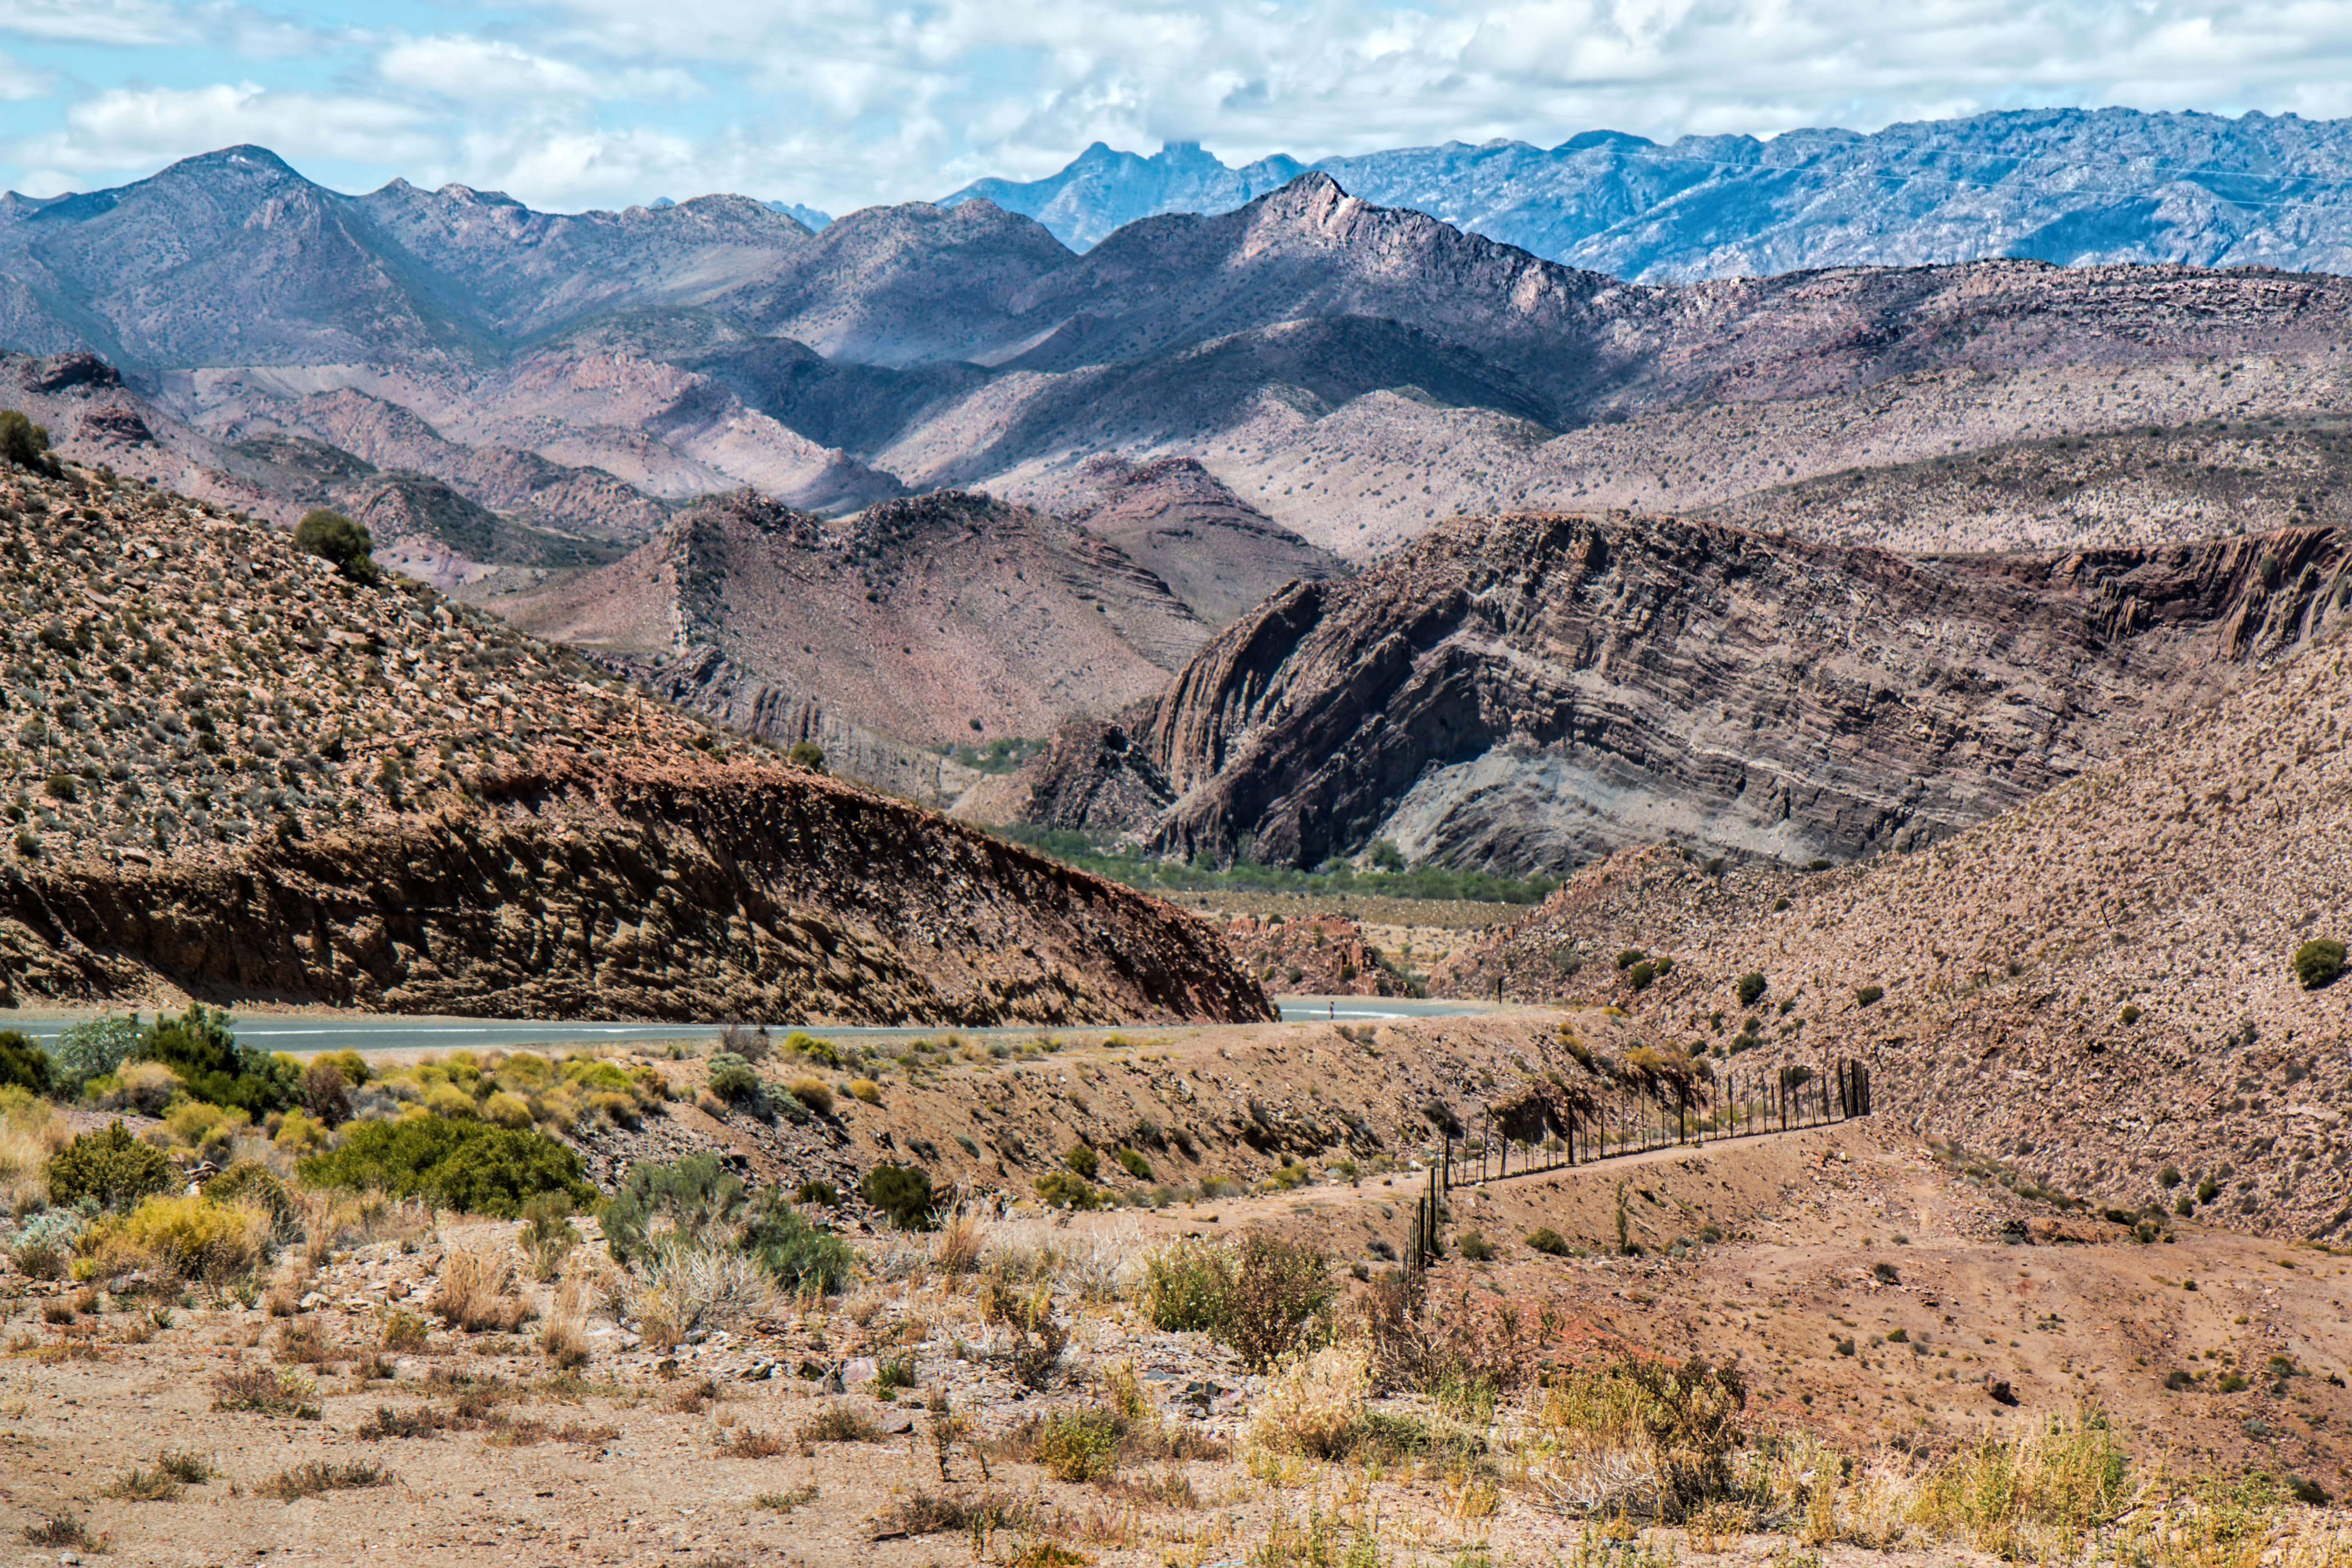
(740, 1192, 853, 1295)
(601, 1152, 747, 1265)
(291, 510, 377, 584)
(1249, 1343, 1376, 1459)
(798, 1404, 887, 1445)
(1034, 1171, 1102, 1210)
(1143, 1237, 1230, 1333)
(46, 1121, 174, 1211)
(1736, 971, 1767, 1007)
(432, 1249, 533, 1333)
(1628, 961, 1657, 991)
(1143, 1231, 1331, 1372)
(52, 1014, 141, 1097)
(300, 1117, 592, 1217)
(786, 1078, 834, 1116)
(848, 1078, 882, 1104)
(1064, 1143, 1099, 1179)
(1855, 984, 1885, 1007)
(212, 1366, 321, 1419)
(705, 1051, 760, 1104)
(1526, 1227, 1571, 1256)
(83, 1193, 270, 1282)
(861, 1163, 937, 1231)
(1034, 1408, 1125, 1482)
(1116, 1147, 1153, 1180)
(1457, 1231, 1498, 1262)
(2294, 937, 2346, 991)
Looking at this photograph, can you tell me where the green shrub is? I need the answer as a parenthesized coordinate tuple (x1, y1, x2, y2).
(136, 1004, 298, 1118)
(1222, 1231, 1335, 1372)
(787, 741, 826, 773)
(2159, 1165, 2182, 1189)
(300, 1118, 590, 1217)
(705, 1051, 760, 1104)
(292, 509, 377, 582)
(1063, 1143, 1099, 1179)
(1615, 949, 1647, 970)
(0, 1029, 51, 1094)
(795, 1179, 839, 1207)
(47, 1121, 175, 1211)
(0, 409, 58, 477)
(2294, 938, 2345, 991)
(2119, 1004, 2142, 1025)
(1116, 1147, 1152, 1180)
(1458, 1231, 1498, 1262)
(1525, 1227, 1571, 1256)
(1143, 1237, 1231, 1332)
(602, 1153, 747, 1265)
(1628, 961, 1657, 992)
(860, 1163, 937, 1231)
(741, 1194, 854, 1295)
(2197, 1175, 2220, 1203)
(1736, 972, 1767, 1008)
(1855, 984, 1884, 1007)
(1034, 1171, 1103, 1210)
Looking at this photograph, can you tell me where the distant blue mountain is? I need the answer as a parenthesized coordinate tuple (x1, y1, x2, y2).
(942, 107, 2352, 279)
(763, 200, 832, 233)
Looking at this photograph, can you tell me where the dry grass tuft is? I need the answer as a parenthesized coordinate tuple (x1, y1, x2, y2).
(797, 1404, 887, 1446)
(259, 1460, 393, 1501)
(211, 1365, 322, 1419)
(433, 1249, 533, 1334)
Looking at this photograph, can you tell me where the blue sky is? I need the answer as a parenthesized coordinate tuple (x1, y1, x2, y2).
(3, 1, 2351, 215)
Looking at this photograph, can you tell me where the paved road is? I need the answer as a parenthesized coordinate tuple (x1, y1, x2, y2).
(3, 994, 1492, 1054)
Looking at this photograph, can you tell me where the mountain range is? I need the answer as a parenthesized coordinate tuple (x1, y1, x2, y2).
(946, 108, 2352, 279)
(11, 137, 2352, 859)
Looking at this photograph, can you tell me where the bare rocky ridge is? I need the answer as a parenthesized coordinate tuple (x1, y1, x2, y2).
(1058, 455, 1345, 625)
(491, 489, 1215, 785)
(0, 464, 1268, 1024)
(1433, 618, 2352, 1240)
(1030, 508, 2352, 876)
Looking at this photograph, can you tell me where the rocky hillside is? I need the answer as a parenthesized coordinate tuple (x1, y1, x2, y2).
(490, 488, 1209, 760)
(1056, 456, 1345, 625)
(1030, 508, 2352, 876)
(0, 460, 1271, 1025)
(1431, 618, 2352, 1240)
(950, 109, 2352, 278)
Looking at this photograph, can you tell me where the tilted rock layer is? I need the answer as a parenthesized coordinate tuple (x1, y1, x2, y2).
(0, 465, 1270, 1024)
(1043, 508, 2352, 876)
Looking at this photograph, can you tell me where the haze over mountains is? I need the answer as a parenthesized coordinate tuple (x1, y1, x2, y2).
(948, 108, 2352, 278)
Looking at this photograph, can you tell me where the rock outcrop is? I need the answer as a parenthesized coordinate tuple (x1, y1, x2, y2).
(0, 751, 1271, 1025)
(1039, 509, 2352, 876)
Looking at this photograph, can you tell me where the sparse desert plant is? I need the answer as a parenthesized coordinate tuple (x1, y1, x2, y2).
(211, 1365, 322, 1419)
(1524, 1355, 1748, 1520)
(600, 1151, 746, 1266)
(52, 1014, 141, 1098)
(292, 509, 377, 583)
(1143, 1237, 1231, 1333)
(632, 1240, 776, 1344)
(0, 1029, 52, 1095)
(260, 1459, 392, 1501)
(521, 1191, 581, 1281)
(934, 1212, 984, 1276)
(1736, 972, 1767, 1007)
(1032, 1407, 1126, 1482)
(1064, 1143, 1099, 1179)
(20, 1513, 93, 1550)
(1912, 1406, 2130, 1559)
(1116, 1147, 1152, 1180)
(786, 1077, 834, 1116)
(705, 1050, 760, 1105)
(1458, 1231, 1498, 1262)
(540, 1316, 591, 1371)
(380, 1309, 429, 1351)
(798, 1403, 887, 1445)
(848, 1077, 882, 1104)
(205, 1160, 298, 1240)
(1855, 984, 1885, 1007)
(981, 1277, 1069, 1390)
(1034, 1171, 1103, 1210)
(1527, 1227, 1572, 1256)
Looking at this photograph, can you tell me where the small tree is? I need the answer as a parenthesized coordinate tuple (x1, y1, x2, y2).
(292, 509, 377, 582)
(787, 741, 826, 773)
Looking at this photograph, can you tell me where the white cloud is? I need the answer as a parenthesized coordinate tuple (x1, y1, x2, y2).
(15, 82, 435, 183)
(12, 0, 2352, 212)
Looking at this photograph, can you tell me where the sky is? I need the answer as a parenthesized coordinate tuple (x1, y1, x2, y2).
(4, 1, 2352, 216)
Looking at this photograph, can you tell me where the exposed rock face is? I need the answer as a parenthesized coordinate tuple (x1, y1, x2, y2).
(1020, 722, 1174, 833)
(1059, 510, 2352, 876)
(0, 753, 1272, 1026)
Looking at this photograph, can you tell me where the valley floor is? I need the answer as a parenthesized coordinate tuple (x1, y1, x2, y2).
(8, 1037, 2350, 1566)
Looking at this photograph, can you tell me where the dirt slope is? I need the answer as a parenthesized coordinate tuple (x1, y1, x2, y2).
(1436, 619, 2352, 1237)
